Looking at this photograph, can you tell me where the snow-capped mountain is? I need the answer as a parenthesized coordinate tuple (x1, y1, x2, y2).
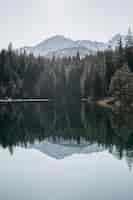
(32, 35, 76, 56)
(21, 35, 77, 57)
(76, 40, 108, 52)
(20, 33, 127, 58)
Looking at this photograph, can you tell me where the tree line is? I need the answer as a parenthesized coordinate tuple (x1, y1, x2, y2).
(0, 34, 133, 101)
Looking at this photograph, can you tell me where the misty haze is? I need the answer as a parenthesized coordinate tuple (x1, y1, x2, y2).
(0, 0, 133, 200)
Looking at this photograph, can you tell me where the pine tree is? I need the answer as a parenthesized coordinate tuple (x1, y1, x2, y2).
(126, 27, 133, 48)
(117, 37, 124, 68)
(125, 27, 133, 72)
(104, 48, 115, 94)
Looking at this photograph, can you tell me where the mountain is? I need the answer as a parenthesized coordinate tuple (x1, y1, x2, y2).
(76, 40, 108, 52)
(33, 35, 76, 55)
(20, 33, 127, 58)
(21, 35, 77, 57)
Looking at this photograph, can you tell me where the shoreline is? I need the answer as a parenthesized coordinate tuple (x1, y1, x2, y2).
(0, 98, 50, 103)
(0, 97, 115, 106)
(0, 97, 118, 110)
(96, 97, 115, 109)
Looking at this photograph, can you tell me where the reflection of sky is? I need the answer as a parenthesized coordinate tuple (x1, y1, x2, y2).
(0, 146, 133, 200)
(0, 0, 133, 49)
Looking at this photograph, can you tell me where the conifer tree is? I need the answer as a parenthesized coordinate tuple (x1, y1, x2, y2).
(117, 37, 124, 68)
(125, 27, 133, 72)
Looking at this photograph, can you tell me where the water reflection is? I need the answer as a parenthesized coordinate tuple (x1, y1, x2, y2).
(0, 102, 133, 168)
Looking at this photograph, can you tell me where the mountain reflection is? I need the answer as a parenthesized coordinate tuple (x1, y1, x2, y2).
(0, 102, 133, 166)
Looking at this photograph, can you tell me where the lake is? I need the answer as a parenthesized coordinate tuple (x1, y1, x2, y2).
(0, 102, 133, 200)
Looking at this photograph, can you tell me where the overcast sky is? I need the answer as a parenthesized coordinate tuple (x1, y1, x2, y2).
(0, 0, 133, 49)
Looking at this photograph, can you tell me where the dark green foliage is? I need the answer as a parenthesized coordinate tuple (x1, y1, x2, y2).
(125, 28, 133, 72)
(125, 47, 133, 72)
(0, 42, 130, 101)
(104, 50, 116, 94)
(117, 37, 124, 68)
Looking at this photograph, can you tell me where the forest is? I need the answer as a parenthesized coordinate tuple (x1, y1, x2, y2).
(0, 36, 133, 102)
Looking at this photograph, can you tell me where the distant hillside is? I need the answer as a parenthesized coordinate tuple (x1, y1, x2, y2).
(20, 33, 127, 58)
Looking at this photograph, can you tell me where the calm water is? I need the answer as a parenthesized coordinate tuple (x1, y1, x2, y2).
(0, 102, 133, 200)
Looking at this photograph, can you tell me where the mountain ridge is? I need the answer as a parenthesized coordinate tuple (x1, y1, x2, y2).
(20, 33, 126, 58)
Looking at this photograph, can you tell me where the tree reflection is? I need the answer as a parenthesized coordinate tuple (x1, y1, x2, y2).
(0, 102, 133, 168)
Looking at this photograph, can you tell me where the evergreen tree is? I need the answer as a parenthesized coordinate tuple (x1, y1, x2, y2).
(117, 37, 124, 68)
(104, 48, 115, 94)
(125, 27, 133, 72)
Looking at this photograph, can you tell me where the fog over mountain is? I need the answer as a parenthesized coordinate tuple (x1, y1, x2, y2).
(20, 33, 126, 58)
